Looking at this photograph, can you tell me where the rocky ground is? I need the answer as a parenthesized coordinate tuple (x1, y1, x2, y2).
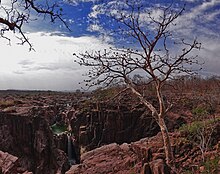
(0, 84, 219, 174)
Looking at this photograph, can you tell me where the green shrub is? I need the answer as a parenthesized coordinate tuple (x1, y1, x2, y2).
(179, 118, 217, 135)
(179, 118, 218, 162)
(202, 156, 220, 174)
(179, 120, 206, 135)
(192, 107, 208, 116)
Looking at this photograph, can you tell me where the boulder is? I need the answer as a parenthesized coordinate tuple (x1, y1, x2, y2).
(0, 150, 33, 174)
(66, 134, 167, 174)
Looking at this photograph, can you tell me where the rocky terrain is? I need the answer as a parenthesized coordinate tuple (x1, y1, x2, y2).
(0, 79, 220, 174)
(0, 111, 70, 174)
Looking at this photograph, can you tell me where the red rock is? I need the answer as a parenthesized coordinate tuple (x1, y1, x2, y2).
(0, 112, 69, 174)
(140, 163, 151, 174)
(0, 151, 19, 174)
(150, 159, 170, 174)
(65, 134, 166, 174)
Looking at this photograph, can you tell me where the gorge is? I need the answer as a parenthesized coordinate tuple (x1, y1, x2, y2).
(0, 88, 219, 174)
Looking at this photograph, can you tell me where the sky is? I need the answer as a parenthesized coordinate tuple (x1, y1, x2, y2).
(0, 0, 220, 91)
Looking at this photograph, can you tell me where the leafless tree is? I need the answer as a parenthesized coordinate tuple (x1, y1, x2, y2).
(75, 0, 201, 166)
(0, 0, 69, 50)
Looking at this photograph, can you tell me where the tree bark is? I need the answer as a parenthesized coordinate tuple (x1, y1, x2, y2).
(127, 82, 173, 165)
(158, 116, 173, 165)
(0, 18, 16, 30)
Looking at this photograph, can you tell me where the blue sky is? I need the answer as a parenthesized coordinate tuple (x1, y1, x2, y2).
(0, 0, 220, 90)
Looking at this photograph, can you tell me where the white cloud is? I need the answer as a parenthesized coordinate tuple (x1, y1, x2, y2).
(0, 32, 111, 90)
(203, 10, 220, 21)
(197, 36, 220, 75)
(87, 23, 103, 32)
(173, 0, 220, 35)
(88, 4, 101, 18)
(64, 0, 99, 6)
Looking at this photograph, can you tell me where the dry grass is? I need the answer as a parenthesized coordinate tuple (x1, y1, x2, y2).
(0, 100, 15, 107)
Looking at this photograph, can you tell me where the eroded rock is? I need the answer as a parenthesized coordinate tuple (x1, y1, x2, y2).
(0, 112, 69, 174)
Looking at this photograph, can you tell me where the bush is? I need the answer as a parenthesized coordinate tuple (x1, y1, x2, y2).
(192, 107, 208, 116)
(202, 156, 220, 174)
(179, 118, 217, 161)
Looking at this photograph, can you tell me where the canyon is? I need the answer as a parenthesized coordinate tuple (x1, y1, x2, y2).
(0, 88, 219, 174)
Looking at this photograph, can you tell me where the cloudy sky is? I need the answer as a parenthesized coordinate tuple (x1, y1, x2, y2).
(0, 0, 220, 91)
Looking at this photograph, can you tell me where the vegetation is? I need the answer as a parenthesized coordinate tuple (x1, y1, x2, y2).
(179, 118, 217, 136)
(179, 118, 218, 162)
(75, 0, 201, 165)
(201, 156, 220, 174)
(0, 100, 15, 107)
(192, 107, 209, 117)
(92, 87, 126, 101)
(182, 156, 220, 174)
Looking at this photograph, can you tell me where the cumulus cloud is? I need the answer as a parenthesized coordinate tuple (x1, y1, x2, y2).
(197, 36, 220, 75)
(0, 32, 112, 90)
(87, 0, 220, 77)
(172, 0, 220, 36)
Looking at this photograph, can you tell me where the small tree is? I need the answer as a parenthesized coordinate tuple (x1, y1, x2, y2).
(75, 0, 201, 165)
(0, 0, 69, 49)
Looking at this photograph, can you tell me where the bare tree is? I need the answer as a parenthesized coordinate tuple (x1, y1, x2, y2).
(75, 0, 201, 165)
(0, 0, 69, 50)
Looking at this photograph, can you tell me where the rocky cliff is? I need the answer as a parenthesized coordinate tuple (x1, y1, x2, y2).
(66, 133, 173, 174)
(70, 102, 186, 153)
(0, 112, 69, 174)
(66, 125, 220, 174)
(0, 151, 33, 174)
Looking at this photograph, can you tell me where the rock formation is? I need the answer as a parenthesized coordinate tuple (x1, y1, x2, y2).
(0, 151, 32, 174)
(66, 127, 220, 174)
(66, 133, 171, 174)
(0, 112, 69, 174)
(70, 102, 186, 153)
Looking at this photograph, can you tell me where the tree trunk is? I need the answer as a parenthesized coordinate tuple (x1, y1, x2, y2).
(127, 82, 173, 165)
(158, 116, 173, 165)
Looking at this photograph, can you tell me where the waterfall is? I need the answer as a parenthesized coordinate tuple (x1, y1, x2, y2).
(67, 133, 76, 165)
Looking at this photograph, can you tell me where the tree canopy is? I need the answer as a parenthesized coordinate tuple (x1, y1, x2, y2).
(75, 0, 202, 166)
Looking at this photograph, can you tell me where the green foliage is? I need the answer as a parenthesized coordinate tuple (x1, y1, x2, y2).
(180, 120, 206, 135)
(179, 118, 217, 155)
(51, 123, 68, 134)
(181, 156, 219, 174)
(192, 103, 216, 119)
(179, 118, 217, 135)
(202, 156, 220, 174)
(192, 107, 208, 116)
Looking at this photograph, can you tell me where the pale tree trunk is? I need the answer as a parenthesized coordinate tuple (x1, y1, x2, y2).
(158, 115, 173, 165)
(156, 84, 174, 165)
(127, 82, 173, 165)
